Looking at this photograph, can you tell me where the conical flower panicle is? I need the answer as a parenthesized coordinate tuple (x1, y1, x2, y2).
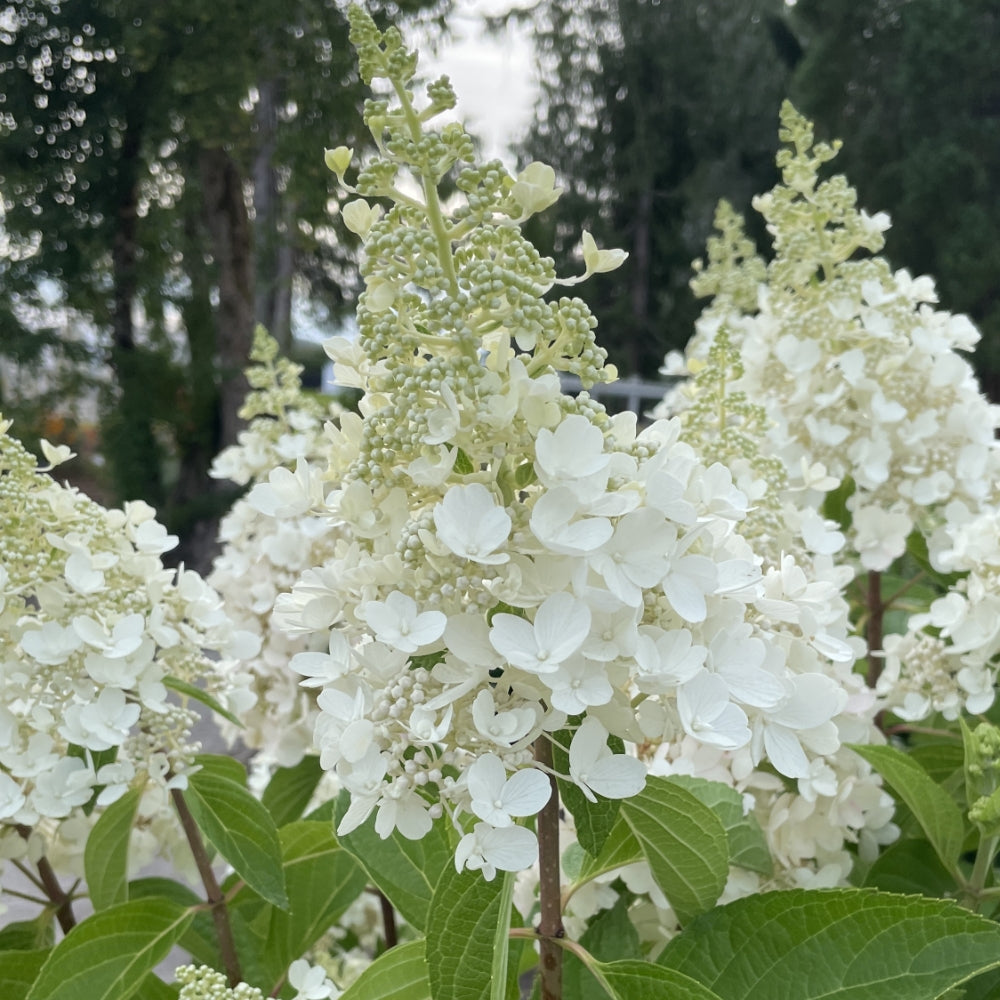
(267, 10, 874, 886)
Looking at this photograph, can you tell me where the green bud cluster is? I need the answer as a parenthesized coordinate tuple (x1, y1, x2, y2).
(332, 5, 621, 510)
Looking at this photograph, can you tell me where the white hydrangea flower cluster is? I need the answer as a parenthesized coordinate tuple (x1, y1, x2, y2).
(879, 504, 1000, 720)
(668, 102, 1000, 573)
(267, 9, 870, 883)
(0, 417, 257, 857)
(650, 286, 892, 899)
(175, 961, 340, 1000)
(209, 329, 344, 767)
(175, 965, 264, 1000)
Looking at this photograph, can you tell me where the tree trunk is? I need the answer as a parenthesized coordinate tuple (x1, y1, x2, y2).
(199, 145, 254, 453)
(253, 77, 295, 354)
(105, 115, 165, 508)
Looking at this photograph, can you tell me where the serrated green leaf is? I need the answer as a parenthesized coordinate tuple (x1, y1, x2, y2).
(0, 949, 48, 1000)
(620, 776, 729, 925)
(573, 817, 642, 887)
(666, 776, 772, 875)
(182, 771, 288, 909)
(860, 838, 957, 898)
(907, 741, 965, 786)
(128, 878, 219, 968)
(850, 743, 965, 875)
(164, 677, 243, 728)
(426, 864, 507, 1000)
(597, 960, 725, 1000)
(257, 822, 368, 991)
(339, 940, 431, 1000)
(260, 755, 325, 826)
(228, 901, 272, 991)
(334, 791, 451, 932)
(551, 723, 623, 857)
(564, 896, 643, 1000)
(85, 787, 140, 910)
(26, 898, 193, 1000)
(659, 888, 1000, 999)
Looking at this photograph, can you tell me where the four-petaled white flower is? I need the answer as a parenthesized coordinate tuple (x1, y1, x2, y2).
(288, 958, 339, 1000)
(433, 483, 512, 564)
(466, 754, 551, 827)
(359, 592, 446, 654)
(677, 670, 752, 749)
(455, 822, 540, 881)
(569, 716, 646, 802)
(489, 592, 591, 674)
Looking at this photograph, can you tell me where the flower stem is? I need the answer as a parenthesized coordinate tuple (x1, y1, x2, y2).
(865, 569, 884, 688)
(534, 735, 563, 1000)
(16, 825, 76, 933)
(171, 787, 243, 986)
(960, 833, 1000, 912)
(378, 889, 398, 948)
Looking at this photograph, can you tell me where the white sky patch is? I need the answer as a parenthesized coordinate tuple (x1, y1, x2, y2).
(418, 1, 537, 167)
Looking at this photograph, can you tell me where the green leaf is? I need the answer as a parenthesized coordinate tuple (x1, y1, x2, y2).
(956, 967, 1000, 1000)
(259, 821, 368, 991)
(551, 722, 623, 857)
(182, 770, 288, 909)
(564, 896, 643, 1000)
(334, 791, 452, 932)
(260, 755, 325, 826)
(339, 940, 431, 1000)
(596, 960, 726, 1000)
(426, 862, 506, 1000)
(0, 950, 49, 1000)
(906, 529, 962, 589)
(0, 918, 54, 952)
(164, 676, 243, 728)
(666, 776, 772, 875)
(822, 476, 855, 532)
(455, 448, 475, 474)
(85, 787, 140, 910)
(134, 974, 178, 1000)
(513, 461, 537, 489)
(659, 888, 1000, 999)
(573, 818, 642, 887)
(860, 838, 957, 898)
(128, 878, 219, 968)
(26, 898, 193, 1000)
(192, 752, 248, 787)
(850, 743, 965, 874)
(619, 776, 729, 924)
(490, 871, 516, 1000)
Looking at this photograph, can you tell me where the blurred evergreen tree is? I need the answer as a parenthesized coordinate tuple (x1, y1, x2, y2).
(0, 0, 446, 568)
(509, 0, 797, 378)
(789, 0, 1000, 397)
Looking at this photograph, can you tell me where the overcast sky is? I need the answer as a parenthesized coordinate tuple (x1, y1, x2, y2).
(418, 2, 538, 167)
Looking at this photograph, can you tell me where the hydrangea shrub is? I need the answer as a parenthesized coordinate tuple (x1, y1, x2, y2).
(6, 9, 1000, 1000)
